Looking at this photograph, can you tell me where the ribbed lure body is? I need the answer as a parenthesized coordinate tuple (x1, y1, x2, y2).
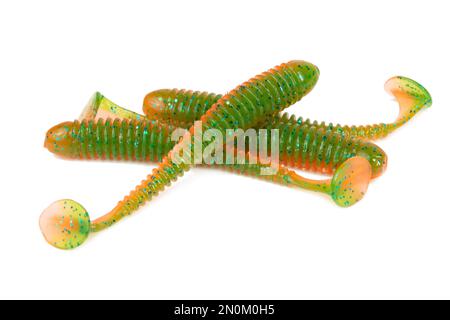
(89, 61, 320, 232)
(46, 119, 175, 162)
(143, 75, 431, 140)
(46, 117, 386, 178)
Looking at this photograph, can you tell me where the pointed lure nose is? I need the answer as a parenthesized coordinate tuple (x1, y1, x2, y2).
(286, 60, 320, 95)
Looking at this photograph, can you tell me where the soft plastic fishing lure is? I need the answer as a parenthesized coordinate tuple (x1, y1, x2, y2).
(61, 76, 431, 180)
(46, 108, 386, 177)
(46, 114, 374, 199)
(45, 116, 377, 195)
(44, 60, 362, 249)
(63, 75, 432, 180)
(142, 76, 432, 140)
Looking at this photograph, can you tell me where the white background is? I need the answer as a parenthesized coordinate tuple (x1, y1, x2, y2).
(0, 0, 449, 299)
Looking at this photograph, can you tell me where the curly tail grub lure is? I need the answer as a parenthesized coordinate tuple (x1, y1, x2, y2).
(142, 76, 431, 140)
(40, 155, 371, 247)
(45, 116, 374, 201)
(43, 60, 362, 250)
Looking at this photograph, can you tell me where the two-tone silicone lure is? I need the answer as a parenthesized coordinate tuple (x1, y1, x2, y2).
(142, 76, 431, 140)
(46, 103, 387, 176)
(76, 75, 430, 177)
(41, 60, 341, 250)
(45, 116, 375, 195)
(140, 76, 431, 176)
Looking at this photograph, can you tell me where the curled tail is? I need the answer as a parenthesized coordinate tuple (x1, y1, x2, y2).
(384, 76, 432, 132)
